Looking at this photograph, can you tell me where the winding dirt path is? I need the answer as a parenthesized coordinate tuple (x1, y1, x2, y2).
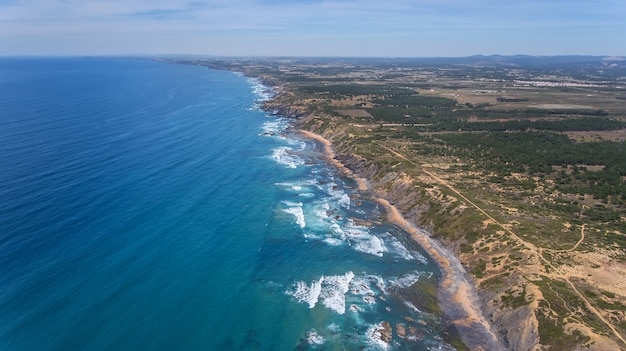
(374, 142, 626, 347)
(569, 224, 586, 252)
(544, 224, 586, 253)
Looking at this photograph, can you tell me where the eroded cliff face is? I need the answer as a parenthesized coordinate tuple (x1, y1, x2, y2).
(299, 116, 542, 351)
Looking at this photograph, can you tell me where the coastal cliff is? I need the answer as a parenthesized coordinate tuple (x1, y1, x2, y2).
(259, 89, 624, 351)
(296, 113, 540, 351)
(174, 57, 626, 350)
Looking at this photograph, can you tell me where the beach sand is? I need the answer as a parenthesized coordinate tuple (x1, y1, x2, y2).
(299, 130, 369, 191)
(300, 129, 504, 350)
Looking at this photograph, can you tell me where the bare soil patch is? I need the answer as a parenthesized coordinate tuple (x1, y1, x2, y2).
(565, 129, 626, 142)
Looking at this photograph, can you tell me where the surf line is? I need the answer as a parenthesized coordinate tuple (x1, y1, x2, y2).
(298, 129, 505, 351)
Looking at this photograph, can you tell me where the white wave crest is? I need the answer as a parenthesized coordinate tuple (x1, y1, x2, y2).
(261, 119, 287, 136)
(323, 238, 344, 246)
(282, 201, 306, 228)
(288, 272, 355, 315)
(248, 77, 274, 102)
(386, 235, 415, 260)
(326, 182, 351, 208)
(338, 193, 351, 208)
(320, 272, 355, 315)
(276, 179, 317, 192)
(271, 147, 305, 169)
(354, 235, 386, 257)
(389, 272, 422, 288)
(350, 276, 376, 296)
(289, 277, 323, 308)
(344, 224, 387, 257)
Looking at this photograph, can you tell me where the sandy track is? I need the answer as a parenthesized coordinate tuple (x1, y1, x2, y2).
(373, 142, 626, 348)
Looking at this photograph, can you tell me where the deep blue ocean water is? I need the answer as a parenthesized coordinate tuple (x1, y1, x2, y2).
(0, 58, 454, 350)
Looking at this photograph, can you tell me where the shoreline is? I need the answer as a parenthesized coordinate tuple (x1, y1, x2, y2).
(299, 129, 504, 350)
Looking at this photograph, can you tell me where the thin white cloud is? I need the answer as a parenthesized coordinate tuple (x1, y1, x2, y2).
(1, 0, 625, 55)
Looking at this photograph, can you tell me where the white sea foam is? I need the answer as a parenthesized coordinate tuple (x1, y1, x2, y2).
(302, 212, 391, 256)
(380, 232, 429, 263)
(271, 147, 305, 169)
(289, 277, 323, 308)
(313, 201, 331, 219)
(282, 201, 306, 228)
(261, 119, 287, 136)
(354, 235, 386, 257)
(289, 272, 355, 314)
(306, 329, 325, 345)
(350, 276, 376, 296)
(276, 181, 315, 198)
(368, 275, 387, 295)
(319, 272, 355, 314)
(287, 139, 307, 151)
(386, 235, 415, 260)
(338, 193, 351, 208)
(414, 252, 428, 264)
(344, 223, 387, 257)
(389, 272, 422, 288)
(276, 179, 317, 192)
(323, 238, 343, 246)
(248, 77, 274, 102)
(326, 182, 351, 208)
(329, 223, 346, 239)
(404, 301, 421, 313)
(303, 232, 323, 240)
(366, 324, 390, 350)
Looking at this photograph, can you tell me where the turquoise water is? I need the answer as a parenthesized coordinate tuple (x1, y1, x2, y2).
(0, 58, 453, 350)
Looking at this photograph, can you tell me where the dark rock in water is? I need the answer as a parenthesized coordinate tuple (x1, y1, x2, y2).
(380, 321, 393, 342)
(396, 323, 407, 339)
(407, 326, 423, 341)
(369, 321, 393, 345)
(418, 319, 427, 326)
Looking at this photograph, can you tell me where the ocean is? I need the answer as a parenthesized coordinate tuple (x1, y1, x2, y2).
(0, 57, 454, 350)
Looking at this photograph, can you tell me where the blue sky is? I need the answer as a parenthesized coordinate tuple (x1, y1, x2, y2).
(1, 0, 624, 56)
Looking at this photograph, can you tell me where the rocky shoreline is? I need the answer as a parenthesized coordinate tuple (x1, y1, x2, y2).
(299, 128, 505, 350)
(173, 59, 626, 351)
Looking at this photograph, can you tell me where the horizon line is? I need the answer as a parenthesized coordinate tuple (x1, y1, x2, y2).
(2, 53, 625, 59)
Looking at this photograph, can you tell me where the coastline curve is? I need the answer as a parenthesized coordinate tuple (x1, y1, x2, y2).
(299, 129, 505, 351)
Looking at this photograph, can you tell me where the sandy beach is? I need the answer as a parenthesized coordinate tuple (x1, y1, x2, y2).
(299, 130, 369, 191)
(300, 129, 504, 350)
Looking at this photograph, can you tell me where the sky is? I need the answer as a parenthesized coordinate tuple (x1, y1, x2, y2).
(1, 0, 625, 57)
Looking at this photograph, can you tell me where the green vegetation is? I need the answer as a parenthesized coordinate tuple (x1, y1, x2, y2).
(182, 56, 626, 351)
(500, 287, 531, 309)
(298, 84, 417, 97)
(372, 95, 456, 107)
